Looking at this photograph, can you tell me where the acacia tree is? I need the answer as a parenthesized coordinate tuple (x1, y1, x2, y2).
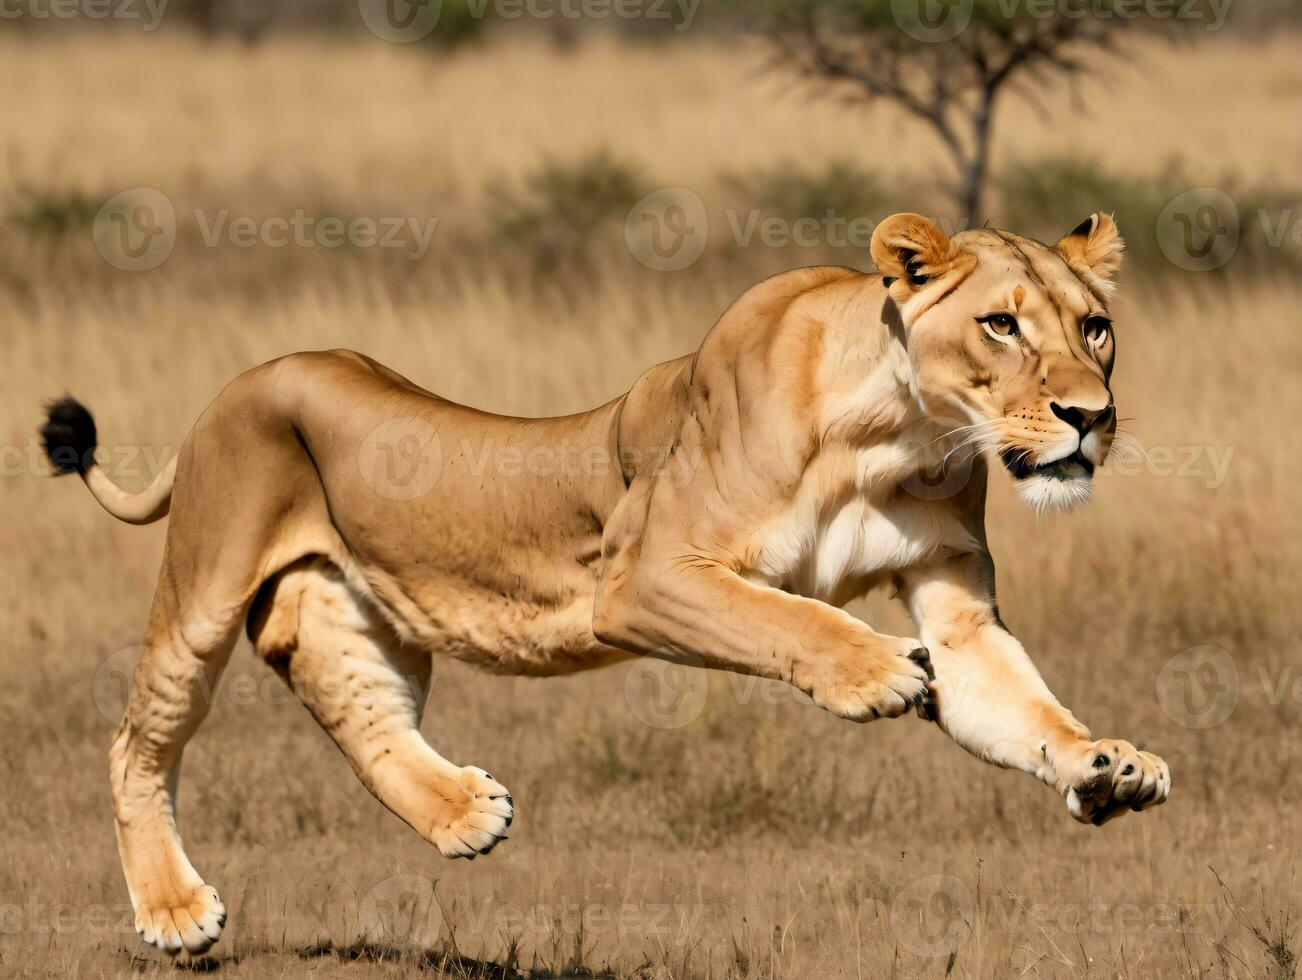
(747, 0, 1141, 221)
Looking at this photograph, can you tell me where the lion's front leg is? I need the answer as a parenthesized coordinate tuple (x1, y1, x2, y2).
(898, 555, 1171, 826)
(596, 552, 934, 722)
(594, 465, 932, 724)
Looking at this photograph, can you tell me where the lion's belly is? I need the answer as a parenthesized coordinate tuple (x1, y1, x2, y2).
(353, 551, 627, 676)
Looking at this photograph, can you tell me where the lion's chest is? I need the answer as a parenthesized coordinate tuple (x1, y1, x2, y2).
(747, 445, 976, 603)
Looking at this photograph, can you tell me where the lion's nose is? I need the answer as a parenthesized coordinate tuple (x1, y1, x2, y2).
(1050, 401, 1110, 435)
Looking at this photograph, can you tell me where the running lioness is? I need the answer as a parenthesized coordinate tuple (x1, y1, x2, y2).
(41, 212, 1169, 956)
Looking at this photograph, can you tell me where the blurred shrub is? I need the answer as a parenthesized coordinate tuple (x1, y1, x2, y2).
(716, 159, 918, 268)
(725, 159, 894, 227)
(417, 0, 496, 48)
(161, 0, 274, 42)
(160, 0, 495, 46)
(8, 188, 101, 237)
(999, 159, 1300, 278)
(999, 159, 1182, 270)
(488, 151, 646, 267)
(1221, 0, 1302, 32)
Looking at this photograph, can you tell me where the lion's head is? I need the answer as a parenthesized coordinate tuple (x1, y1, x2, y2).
(871, 211, 1124, 513)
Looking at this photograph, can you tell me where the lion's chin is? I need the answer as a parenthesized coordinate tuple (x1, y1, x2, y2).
(1015, 470, 1094, 514)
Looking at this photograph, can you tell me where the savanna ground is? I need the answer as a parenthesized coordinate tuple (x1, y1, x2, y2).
(1, 21, 1301, 980)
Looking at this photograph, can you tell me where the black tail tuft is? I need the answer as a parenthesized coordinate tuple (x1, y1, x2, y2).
(40, 396, 98, 476)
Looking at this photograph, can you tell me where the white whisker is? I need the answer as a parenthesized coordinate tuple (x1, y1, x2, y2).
(1106, 431, 1146, 467)
(925, 419, 1000, 450)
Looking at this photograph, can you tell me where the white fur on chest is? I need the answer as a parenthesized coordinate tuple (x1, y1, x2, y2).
(749, 442, 978, 603)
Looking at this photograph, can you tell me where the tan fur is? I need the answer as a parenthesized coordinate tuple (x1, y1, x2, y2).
(1056, 212, 1126, 298)
(74, 214, 1167, 956)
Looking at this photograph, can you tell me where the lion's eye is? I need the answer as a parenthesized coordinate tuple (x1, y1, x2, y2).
(978, 313, 1019, 340)
(1083, 315, 1111, 347)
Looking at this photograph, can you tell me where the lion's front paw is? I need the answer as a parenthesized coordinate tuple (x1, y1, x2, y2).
(1061, 739, 1171, 826)
(802, 640, 933, 723)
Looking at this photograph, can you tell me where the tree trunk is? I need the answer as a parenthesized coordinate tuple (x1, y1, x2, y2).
(958, 87, 998, 225)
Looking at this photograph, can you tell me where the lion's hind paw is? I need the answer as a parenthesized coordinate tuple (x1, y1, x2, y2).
(430, 766, 513, 858)
(135, 883, 226, 956)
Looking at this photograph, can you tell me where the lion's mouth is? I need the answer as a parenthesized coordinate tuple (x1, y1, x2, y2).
(1000, 447, 1095, 481)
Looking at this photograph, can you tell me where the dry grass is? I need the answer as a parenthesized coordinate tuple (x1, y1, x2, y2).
(1, 28, 1301, 980)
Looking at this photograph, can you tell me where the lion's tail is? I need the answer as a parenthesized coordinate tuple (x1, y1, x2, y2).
(40, 396, 175, 525)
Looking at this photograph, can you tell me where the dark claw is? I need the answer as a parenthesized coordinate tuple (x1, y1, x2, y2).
(908, 647, 935, 681)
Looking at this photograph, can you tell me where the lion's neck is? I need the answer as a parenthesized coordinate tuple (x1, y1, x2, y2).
(811, 286, 927, 449)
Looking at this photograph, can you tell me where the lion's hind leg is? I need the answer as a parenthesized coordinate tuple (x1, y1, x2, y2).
(111, 611, 238, 956)
(251, 559, 513, 858)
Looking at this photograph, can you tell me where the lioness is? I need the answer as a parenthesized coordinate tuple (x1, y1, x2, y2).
(42, 213, 1169, 956)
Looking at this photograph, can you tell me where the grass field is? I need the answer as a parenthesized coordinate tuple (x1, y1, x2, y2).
(1, 27, 1301, 980)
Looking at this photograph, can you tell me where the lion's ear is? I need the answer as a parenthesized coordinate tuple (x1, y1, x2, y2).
(870, 213, 956, 290)
(1056, 212, 1124, 296)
